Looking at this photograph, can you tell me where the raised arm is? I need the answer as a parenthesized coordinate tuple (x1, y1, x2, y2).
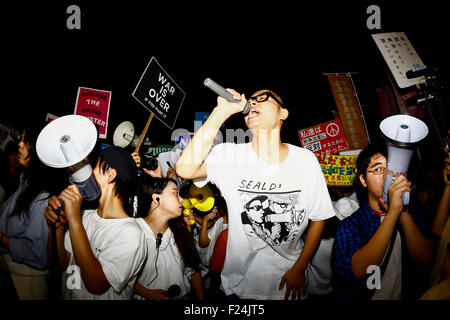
(176, 89, 246, 180)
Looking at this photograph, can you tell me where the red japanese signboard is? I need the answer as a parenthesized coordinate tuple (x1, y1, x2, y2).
(298, 119, 349, 155)
(74, 87, 112, 139)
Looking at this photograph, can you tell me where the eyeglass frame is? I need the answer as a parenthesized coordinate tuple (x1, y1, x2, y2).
(366, 166, 387, 175)
(247, 91, 284, 108)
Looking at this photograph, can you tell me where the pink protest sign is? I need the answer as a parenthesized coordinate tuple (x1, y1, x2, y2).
(74, 87, 112, 139)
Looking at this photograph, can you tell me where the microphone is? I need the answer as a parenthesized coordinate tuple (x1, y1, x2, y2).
(156, 233, 163, 249)
(204, 78, 250, 114)
(164, 284, 181, 298)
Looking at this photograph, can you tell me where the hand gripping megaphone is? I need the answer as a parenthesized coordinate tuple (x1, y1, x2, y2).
(182, 198, 195, 225)
(379, 114, 429, 205)
(36, 115, 101, 210)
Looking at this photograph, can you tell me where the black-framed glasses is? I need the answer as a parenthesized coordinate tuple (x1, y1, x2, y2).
(247, 91, 284, 108)
(366, 166, 387, 175)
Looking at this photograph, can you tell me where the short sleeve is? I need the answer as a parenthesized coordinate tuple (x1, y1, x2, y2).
(204, 143, 236, 188)
(305, 151, 335, 221)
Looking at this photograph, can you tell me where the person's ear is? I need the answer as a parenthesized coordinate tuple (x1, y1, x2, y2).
(107, 168, 117, 184)
(280, 108, 289, 121)
(359, 174, 367, 188)
(152, 194, 161, 204)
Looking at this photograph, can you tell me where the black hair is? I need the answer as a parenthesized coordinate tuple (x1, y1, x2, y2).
(97, 154, 136, 216)
(137, 176, 202, 272)
(354, 142, 388, 203)
(12, 126, 67, 218)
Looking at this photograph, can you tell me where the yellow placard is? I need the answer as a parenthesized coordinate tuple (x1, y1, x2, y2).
(316, 154, 358, 186)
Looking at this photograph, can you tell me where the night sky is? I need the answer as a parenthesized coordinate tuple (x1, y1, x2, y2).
(3, 1, 449, 156)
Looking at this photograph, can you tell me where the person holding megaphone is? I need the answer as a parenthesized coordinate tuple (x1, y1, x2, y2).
(44, 146, 147, 300)
(332, 142, 434, 300)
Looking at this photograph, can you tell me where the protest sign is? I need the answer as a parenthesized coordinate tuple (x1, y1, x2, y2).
(299, 119, 349, 155)
(74, 87, 111, 139)
(316, 154, 358, 186)
(132, 57, 186, 129)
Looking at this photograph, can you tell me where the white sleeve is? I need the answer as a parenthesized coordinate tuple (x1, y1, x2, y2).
(98, 224, 147, 294)
(204, 143, 234, 187)
(305, 151, 336, 221)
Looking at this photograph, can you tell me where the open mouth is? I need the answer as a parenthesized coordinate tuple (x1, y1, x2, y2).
(247, 109, 260, 120)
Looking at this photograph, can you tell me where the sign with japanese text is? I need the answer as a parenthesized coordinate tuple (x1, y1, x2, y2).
(132, 57, 186, 129)
(298, 119, 349, 155)
(372, 32, 425, 89)
(74, 87, 112, 139)
(316, 154, 358, 186)
(327, 74, 369, 150)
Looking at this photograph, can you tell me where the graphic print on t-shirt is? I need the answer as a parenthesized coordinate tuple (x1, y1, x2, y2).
(238, 180, 305, 248)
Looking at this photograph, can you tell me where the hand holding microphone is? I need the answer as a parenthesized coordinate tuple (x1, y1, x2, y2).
(204, 78, 250, 115)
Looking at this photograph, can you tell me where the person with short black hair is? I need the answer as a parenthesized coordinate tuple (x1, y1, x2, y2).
(176, 88, 335, 300)
(332, 142, 434, 300)
(44, 146, 147, 299)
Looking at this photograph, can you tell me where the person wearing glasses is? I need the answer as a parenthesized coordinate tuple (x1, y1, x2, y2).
(176, 89, 335, 300)
(332, 142, 434, 300)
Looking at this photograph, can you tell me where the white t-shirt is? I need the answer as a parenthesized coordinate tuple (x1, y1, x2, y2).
(205, 142, 335, 299)
(133, 218, 193, 300)
(62, 209, 147, 300)
(371, 217, 402, 300)
(307, 238, 334, 296)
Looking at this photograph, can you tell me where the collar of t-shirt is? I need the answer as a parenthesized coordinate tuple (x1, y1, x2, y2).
(373, 209, 386, 217)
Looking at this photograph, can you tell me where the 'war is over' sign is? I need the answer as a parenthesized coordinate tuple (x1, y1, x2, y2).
(132, 57, 186, 129)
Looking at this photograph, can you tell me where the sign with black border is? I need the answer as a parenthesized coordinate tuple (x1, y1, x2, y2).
(132, 57, 186, 129)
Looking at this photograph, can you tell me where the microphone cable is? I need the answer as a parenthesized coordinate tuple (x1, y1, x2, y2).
(147, 232, 163, 287)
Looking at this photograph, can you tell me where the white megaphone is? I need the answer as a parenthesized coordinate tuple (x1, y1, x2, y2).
(113, 121, 140, 148)
(380, 114, 429, 205)
(36, 115, 101, 208)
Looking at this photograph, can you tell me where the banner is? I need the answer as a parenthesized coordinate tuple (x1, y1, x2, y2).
(376, 87, 399, 119)
(327, 74, 369, 150)
(132, 57, 186, 129)
(316, 154, 358, 186)
(298, 119, 348, 155)
(74, 87, 112, 139)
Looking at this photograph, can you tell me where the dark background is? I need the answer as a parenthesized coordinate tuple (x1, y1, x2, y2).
(2, 1, 449, 155)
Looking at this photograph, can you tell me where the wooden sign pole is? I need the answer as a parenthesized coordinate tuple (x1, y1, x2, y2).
(135, 112, 154, 153)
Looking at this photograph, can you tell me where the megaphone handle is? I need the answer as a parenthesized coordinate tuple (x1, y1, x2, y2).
(135, 113, 154, 153)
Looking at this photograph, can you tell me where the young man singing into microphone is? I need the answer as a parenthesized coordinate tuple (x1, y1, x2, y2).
(176, 88, 335, 300)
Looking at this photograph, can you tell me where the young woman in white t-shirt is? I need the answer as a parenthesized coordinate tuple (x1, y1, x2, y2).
(134, 177, 205, 300)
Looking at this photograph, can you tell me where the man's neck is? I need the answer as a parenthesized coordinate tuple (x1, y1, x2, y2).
(97, 191, 129, 219)
(368, 196, 384, 213)
(251, 128, 288, 165)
